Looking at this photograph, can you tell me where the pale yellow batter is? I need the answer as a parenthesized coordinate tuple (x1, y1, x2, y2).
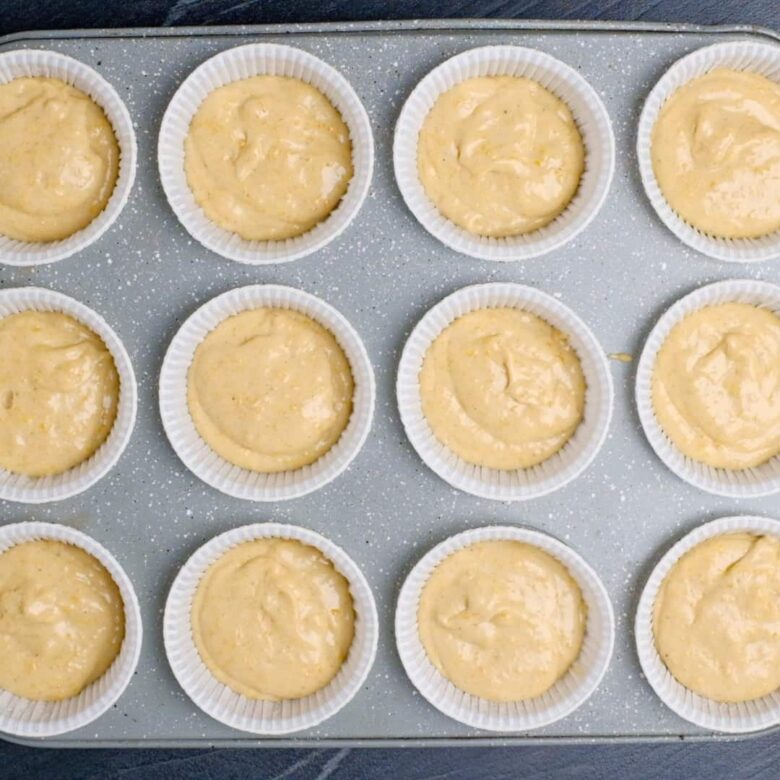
(0, 77, 119, 243)
(0, 311, 120, 477)
(188, 308, 354, 473)
(0, 540, 125, 701)
(652, 303, 780, 470)
(185, 75, 354, 241)
(654, 533, 780, 702)
(419, 308, 586, 470)
(192, 538, 355, 700)
(418, 540, 586, 701)
(652, 68, 780, 239)
(417, 76, 585, 237)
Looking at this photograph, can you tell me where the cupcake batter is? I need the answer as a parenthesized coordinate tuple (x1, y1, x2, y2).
(188, 308, 354, 473)
(0, 77, 119, 242)
(0, 540, 125, 701)
(417, 76, 584, 237)
(654, 533, 780, 702)
(185, 75, 353, 241)
(192, 538, 355, 700)
(419, 308, 586, 470)
(0, 311, 120, 477)
(652, 68, 780, 238)
(652, 303, 780, 469)
(418, 540, 586, 701)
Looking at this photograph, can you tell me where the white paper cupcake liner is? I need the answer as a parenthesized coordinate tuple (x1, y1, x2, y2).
(164, 522, 378, 735)
(395, 525, 614, 732)
(0, 49, 136, 267)
(158, 43, 374, 265)
(637, 41, 780, 263)
(0, 521, 143, 738)
(159, 284, 374, 502)
(397, 283, 613, 501)
(636, 279, 780, 498)
(393, 45, 614, 261)
(0, 287, 138, 504)
(636, 515, 780, 733)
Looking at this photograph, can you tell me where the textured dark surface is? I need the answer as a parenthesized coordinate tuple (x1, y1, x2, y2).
(4, 739, 780, 780)
(1, 1, 779, 778)
(0, 0, 777, 34)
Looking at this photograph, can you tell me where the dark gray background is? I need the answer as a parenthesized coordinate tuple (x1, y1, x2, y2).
(1, 1, 779, 778)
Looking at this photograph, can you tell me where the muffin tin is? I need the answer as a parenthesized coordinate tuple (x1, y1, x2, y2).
(1, 19, 780, 747)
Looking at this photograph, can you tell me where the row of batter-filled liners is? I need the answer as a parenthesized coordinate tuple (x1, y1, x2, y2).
(2, 514, 778, 738)
(2, 39, 780, 268)
(2, 277, 779, 506)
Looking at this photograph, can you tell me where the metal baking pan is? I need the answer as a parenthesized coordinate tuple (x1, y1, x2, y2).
(1, 19, 779, 748)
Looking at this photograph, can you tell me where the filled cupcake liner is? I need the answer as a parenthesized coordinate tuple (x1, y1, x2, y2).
(393, 45, 615, 261)
(0, 49, 137, 267)
(395, 525, 614, 732)
(158, 43, 374, 265)
(396, 283, 613, 501)
(164, 522, 378, 735)
(159, 284, 375, 502)
(637, 41, 780, 263)
(0, 287, 138, 504)
(0, 521, 143, 738)
(636, 515, 780, 733)
(636, 279, 780, 497)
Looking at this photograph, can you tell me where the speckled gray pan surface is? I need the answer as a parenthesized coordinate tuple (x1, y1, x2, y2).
(1, 20, 779, 748)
